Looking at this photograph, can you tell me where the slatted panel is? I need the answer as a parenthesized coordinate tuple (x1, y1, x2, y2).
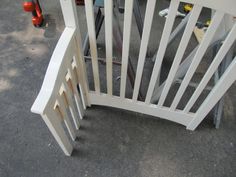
(84, 0, 100, 93)
(132, 0, 157, 100)
(184, 23, 236, 113)
(145, 0, 180, 104)
(158, 5, 202, 106)
(120, 0, 134, 98)
(104, 0, 113, 95)
(170, 11, 225, 110)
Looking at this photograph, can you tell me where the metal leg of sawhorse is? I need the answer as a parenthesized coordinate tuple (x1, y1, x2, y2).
(213, 45, 234, 128)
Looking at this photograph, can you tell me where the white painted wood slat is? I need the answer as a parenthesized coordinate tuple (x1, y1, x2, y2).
(42, 108, 73, 156)
(61, 82, 80, 129)
(105, 0, 113, 95)
(158, 5, 202, 106)
(120, 0, 134, 98)
(132, 0, 157, 101)
(72, 58, 87, 109)
(145, 0, 180, 104)
(84, 0, 100, 93)
(66, 70, 85, 119)
(184, 23, 236, 113)
(170, 11, 225, 110)
(187, 56, 236, 130)
(56, 97, 77, 141)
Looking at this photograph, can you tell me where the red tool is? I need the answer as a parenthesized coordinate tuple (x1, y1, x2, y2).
(23, 0, 43, 27)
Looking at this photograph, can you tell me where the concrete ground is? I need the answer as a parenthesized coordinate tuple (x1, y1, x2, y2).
(0, 0, 236, 177)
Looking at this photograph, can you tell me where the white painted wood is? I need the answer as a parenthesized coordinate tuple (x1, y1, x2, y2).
(184, 23, 236, 113)
(158, 5, 202, 106)
(66, 70, 84, 119)
(42, 107, 73, 156)
(89, 92, 194, 126)
(187, 56, 236, 130)
(60, 83, 80, 130)
(120, 0, 134, 98)
(60, 0, 90, 107)
(31, 28, 75, 114)
(170, 11, 224, 110)
(84, 0, 100, 93)
(105, 0, 113, 95)
(56, 98, 76, 141)
(132, 0, 157, 101)
(145, 0, 180, 104)
(72, 57, 87, 109)
(66, 70, 85, 119)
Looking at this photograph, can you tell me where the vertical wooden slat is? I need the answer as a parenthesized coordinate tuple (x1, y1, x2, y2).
(60, 0, 90, 106)
(187, 56, 236, 130)
(42, 108, 73, 156)
(84, 0, 100, 93)
(60, 82, 80, 129)
(105, 0, 113, 95)
(184, 23, 236, 113)
(72, 37, 90, 107)
(66, 70, 84, 119)
(145, 0, 180, 104)
(66, 69, 85, 119)
(56, 98, 76, 141)
(120, 0, 134, 98)
(132, 0, 157, 101)
(72, 58, 86, 109)
(157, 5, 202, 106)
(170, 11, 225, 110)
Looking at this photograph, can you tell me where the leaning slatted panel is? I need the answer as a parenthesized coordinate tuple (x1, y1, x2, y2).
(120, 0, 134, 98)
(84, 0, 100, 93)
(145, 0, 181, 104)
(170, 11, 225, 110)
(187, 56, 236, 130)
(43, 107, 73, 156)
(184, 23, 236, 113)
(132, 0, 157, 101)
(104, 0, 113, 95)
(157, 5, 202, 106)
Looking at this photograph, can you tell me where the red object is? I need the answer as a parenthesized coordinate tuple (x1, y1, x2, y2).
(76, 0, 84, 5)
(23, 1, 35, 11)
(23, 0, 43, 27)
